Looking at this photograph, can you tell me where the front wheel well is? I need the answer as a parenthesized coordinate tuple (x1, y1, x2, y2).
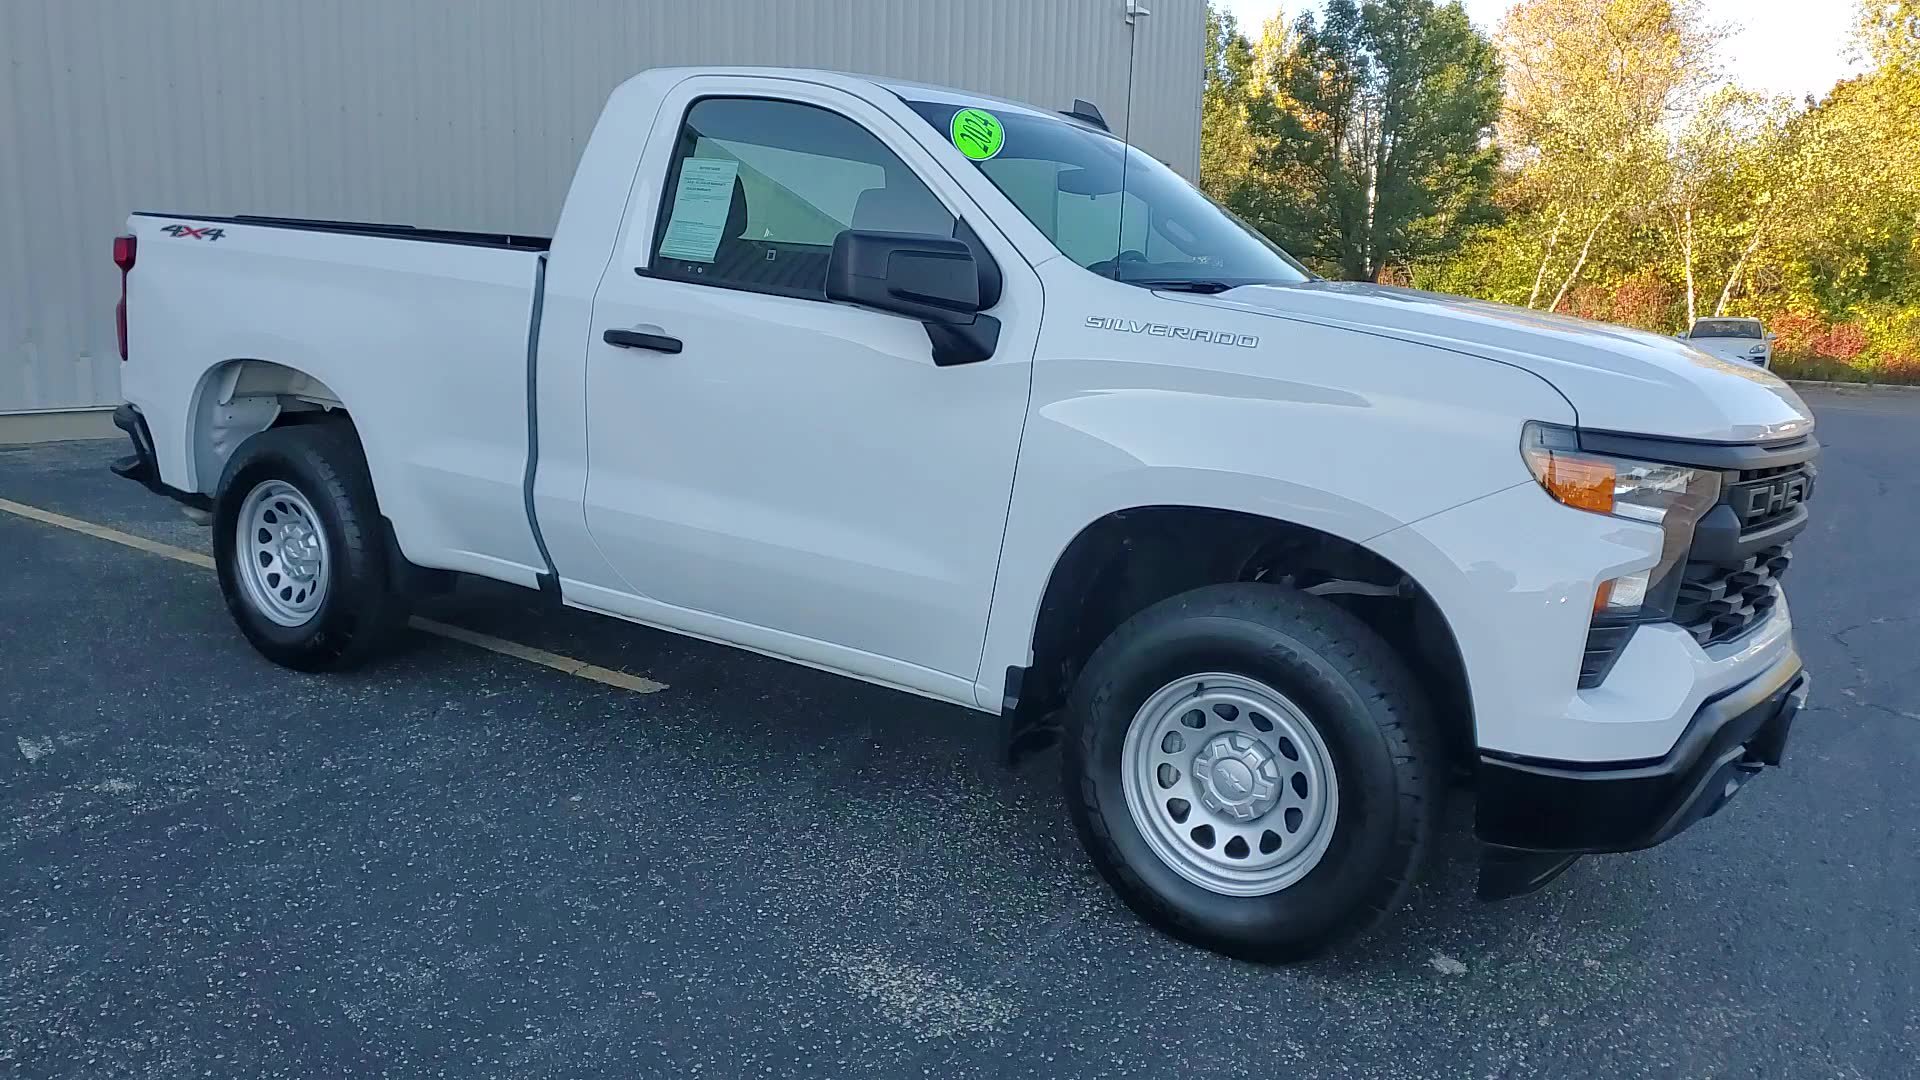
(1014, 507, 1474, 770)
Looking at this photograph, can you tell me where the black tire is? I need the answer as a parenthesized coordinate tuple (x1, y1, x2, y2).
(1063, 582, 1439, 963)
(212, 422, 410, 671)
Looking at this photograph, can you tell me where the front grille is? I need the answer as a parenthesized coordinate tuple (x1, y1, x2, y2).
(1668, 460, 1814, 649)
(1674, 544, 1790, 647)
(1579, 457, 1812, 687)
(1724, 463, 1815, 534)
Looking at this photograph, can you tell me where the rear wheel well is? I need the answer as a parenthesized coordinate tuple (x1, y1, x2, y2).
(189, 368, 447, 597)
(1015, 507, 1473, 769)
(188, 360, 350, 493)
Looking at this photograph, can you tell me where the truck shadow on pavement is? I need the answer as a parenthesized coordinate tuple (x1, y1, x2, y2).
(386, 575, 1636, 976)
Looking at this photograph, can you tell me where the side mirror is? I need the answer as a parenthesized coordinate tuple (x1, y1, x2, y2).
(828, 230, 980, 322)
(826, 230, 999, 365)
(1674, 332, 1689, 340)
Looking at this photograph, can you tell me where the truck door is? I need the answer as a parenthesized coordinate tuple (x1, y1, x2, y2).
(580, 80, 1037, 699)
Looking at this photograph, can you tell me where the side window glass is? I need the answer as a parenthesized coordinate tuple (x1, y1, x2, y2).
(649, 97, 955, 300)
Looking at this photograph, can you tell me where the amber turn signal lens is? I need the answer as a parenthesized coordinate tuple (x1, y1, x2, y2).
(1539, 455, 1615, 515)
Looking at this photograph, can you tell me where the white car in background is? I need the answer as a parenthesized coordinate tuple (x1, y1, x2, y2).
(1681, 317, 1775, 368)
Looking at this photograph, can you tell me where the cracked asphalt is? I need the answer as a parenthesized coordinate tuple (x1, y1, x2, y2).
(2, 386, 1915, 1078)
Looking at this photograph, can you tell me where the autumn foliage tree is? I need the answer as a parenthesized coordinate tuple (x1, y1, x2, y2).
(1202, 0, 1920, 379)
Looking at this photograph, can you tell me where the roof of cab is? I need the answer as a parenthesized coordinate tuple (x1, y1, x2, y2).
(617, 65, 1075, 125)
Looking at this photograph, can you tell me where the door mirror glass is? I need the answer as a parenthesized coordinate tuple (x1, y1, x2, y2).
(826, 230, 982, 323)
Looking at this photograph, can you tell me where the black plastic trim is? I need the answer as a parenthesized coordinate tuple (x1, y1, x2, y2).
(1576, 622, 1637, 689)
(1688, 502, 1809, 564)
(955, 218, 1003, 310)
(1477, 849, 1583, 901)
(602, 328, 684, 353)
(1476, 648, 1806, 858)
(110, 404, 212, 511)
(1577, 428, 1820, 471)
(1000, 664, 1062, 765)
(925, 314, 1001, 366)
(633, 261, 826, 303)
(132, 212, 551, 251)
(1060, 98, 1110, 130)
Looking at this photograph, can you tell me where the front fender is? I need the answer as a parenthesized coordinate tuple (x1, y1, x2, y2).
(973, 318, 1577, 709)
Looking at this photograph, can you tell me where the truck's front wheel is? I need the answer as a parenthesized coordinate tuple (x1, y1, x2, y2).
(1064, 583, 1438, 962)
(212, 423, 408, 671)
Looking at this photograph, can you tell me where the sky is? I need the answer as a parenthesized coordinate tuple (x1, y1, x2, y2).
(1219, 0, 1863, 102)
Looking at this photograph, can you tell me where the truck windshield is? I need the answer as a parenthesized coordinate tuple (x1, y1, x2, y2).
(905, 100, 1310, 290)
(1689, 320, 1764, 339)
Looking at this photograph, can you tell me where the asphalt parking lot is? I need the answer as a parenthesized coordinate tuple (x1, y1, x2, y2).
(3, 385, 1916, 1078)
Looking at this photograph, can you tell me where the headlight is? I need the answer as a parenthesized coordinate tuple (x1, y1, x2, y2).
(1520, 422, 1722, 618)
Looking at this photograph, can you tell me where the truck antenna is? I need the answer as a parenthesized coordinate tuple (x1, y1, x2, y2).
(1112, 0, 1150, 278)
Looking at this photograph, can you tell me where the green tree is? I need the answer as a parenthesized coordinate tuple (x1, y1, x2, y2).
(1278, 0, 1504, 279)
(1200, 5, 1263, 204)
(1199, 6, 1321, 253)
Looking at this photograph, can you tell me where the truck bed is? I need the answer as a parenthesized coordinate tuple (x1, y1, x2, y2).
(132, 212, 551, 251)
(120, 210, 552, 588)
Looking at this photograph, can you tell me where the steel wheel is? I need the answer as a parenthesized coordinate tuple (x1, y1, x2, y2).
(234, 479, 331, 627)
(1120, 672, 1340, 897)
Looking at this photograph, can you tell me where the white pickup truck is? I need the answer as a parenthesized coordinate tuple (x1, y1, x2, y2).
(110, 67, 1817, 961)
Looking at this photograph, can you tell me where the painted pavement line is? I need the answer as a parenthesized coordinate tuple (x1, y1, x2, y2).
(0, 495, 667, 694)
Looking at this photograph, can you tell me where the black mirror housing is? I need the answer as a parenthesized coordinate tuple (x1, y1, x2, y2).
(826, 230, 981, 322)
(826, 229, 998, 366)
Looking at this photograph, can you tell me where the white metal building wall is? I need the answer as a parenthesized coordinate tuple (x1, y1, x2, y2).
(0, 0, 1203, 417)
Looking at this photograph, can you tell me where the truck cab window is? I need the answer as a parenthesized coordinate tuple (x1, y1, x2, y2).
(649, 97, 955, 300)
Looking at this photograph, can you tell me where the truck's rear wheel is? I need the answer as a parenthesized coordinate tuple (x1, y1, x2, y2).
(1063, 583, 1438, 962)
(212, 423, 408, 671)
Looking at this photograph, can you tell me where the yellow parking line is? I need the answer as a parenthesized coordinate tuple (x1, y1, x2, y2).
(409, 617, 666, 693)
(0, 495, 666, 695)
(0, 496, 217, 569)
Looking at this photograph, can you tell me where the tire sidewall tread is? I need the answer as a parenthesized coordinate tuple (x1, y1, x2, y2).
(212, 423, 407, 671)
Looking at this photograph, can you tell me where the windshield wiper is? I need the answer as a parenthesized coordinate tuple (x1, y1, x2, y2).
(1126, 278, 1243, 294)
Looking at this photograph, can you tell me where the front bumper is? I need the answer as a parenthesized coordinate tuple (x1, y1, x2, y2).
(1475, 646, 1809, 899)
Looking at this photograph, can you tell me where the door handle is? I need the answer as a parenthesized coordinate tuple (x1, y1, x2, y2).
(603, 328, 683, 354)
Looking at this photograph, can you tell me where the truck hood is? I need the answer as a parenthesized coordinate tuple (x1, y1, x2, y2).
(1193, 281, 1813, 443)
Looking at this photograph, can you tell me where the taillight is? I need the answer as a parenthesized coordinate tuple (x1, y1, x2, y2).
(114, 234, 136, 361)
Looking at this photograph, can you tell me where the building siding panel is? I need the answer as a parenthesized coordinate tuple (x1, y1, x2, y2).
(0, 0, 1201, 414)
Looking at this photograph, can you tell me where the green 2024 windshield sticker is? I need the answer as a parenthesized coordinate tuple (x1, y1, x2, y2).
(950, 108, 1005, 161)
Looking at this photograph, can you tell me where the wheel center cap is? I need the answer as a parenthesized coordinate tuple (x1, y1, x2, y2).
(1192, 731, 1282, 822)
(279, 527, 318, 575)
(1214, 759, 1254, 797)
